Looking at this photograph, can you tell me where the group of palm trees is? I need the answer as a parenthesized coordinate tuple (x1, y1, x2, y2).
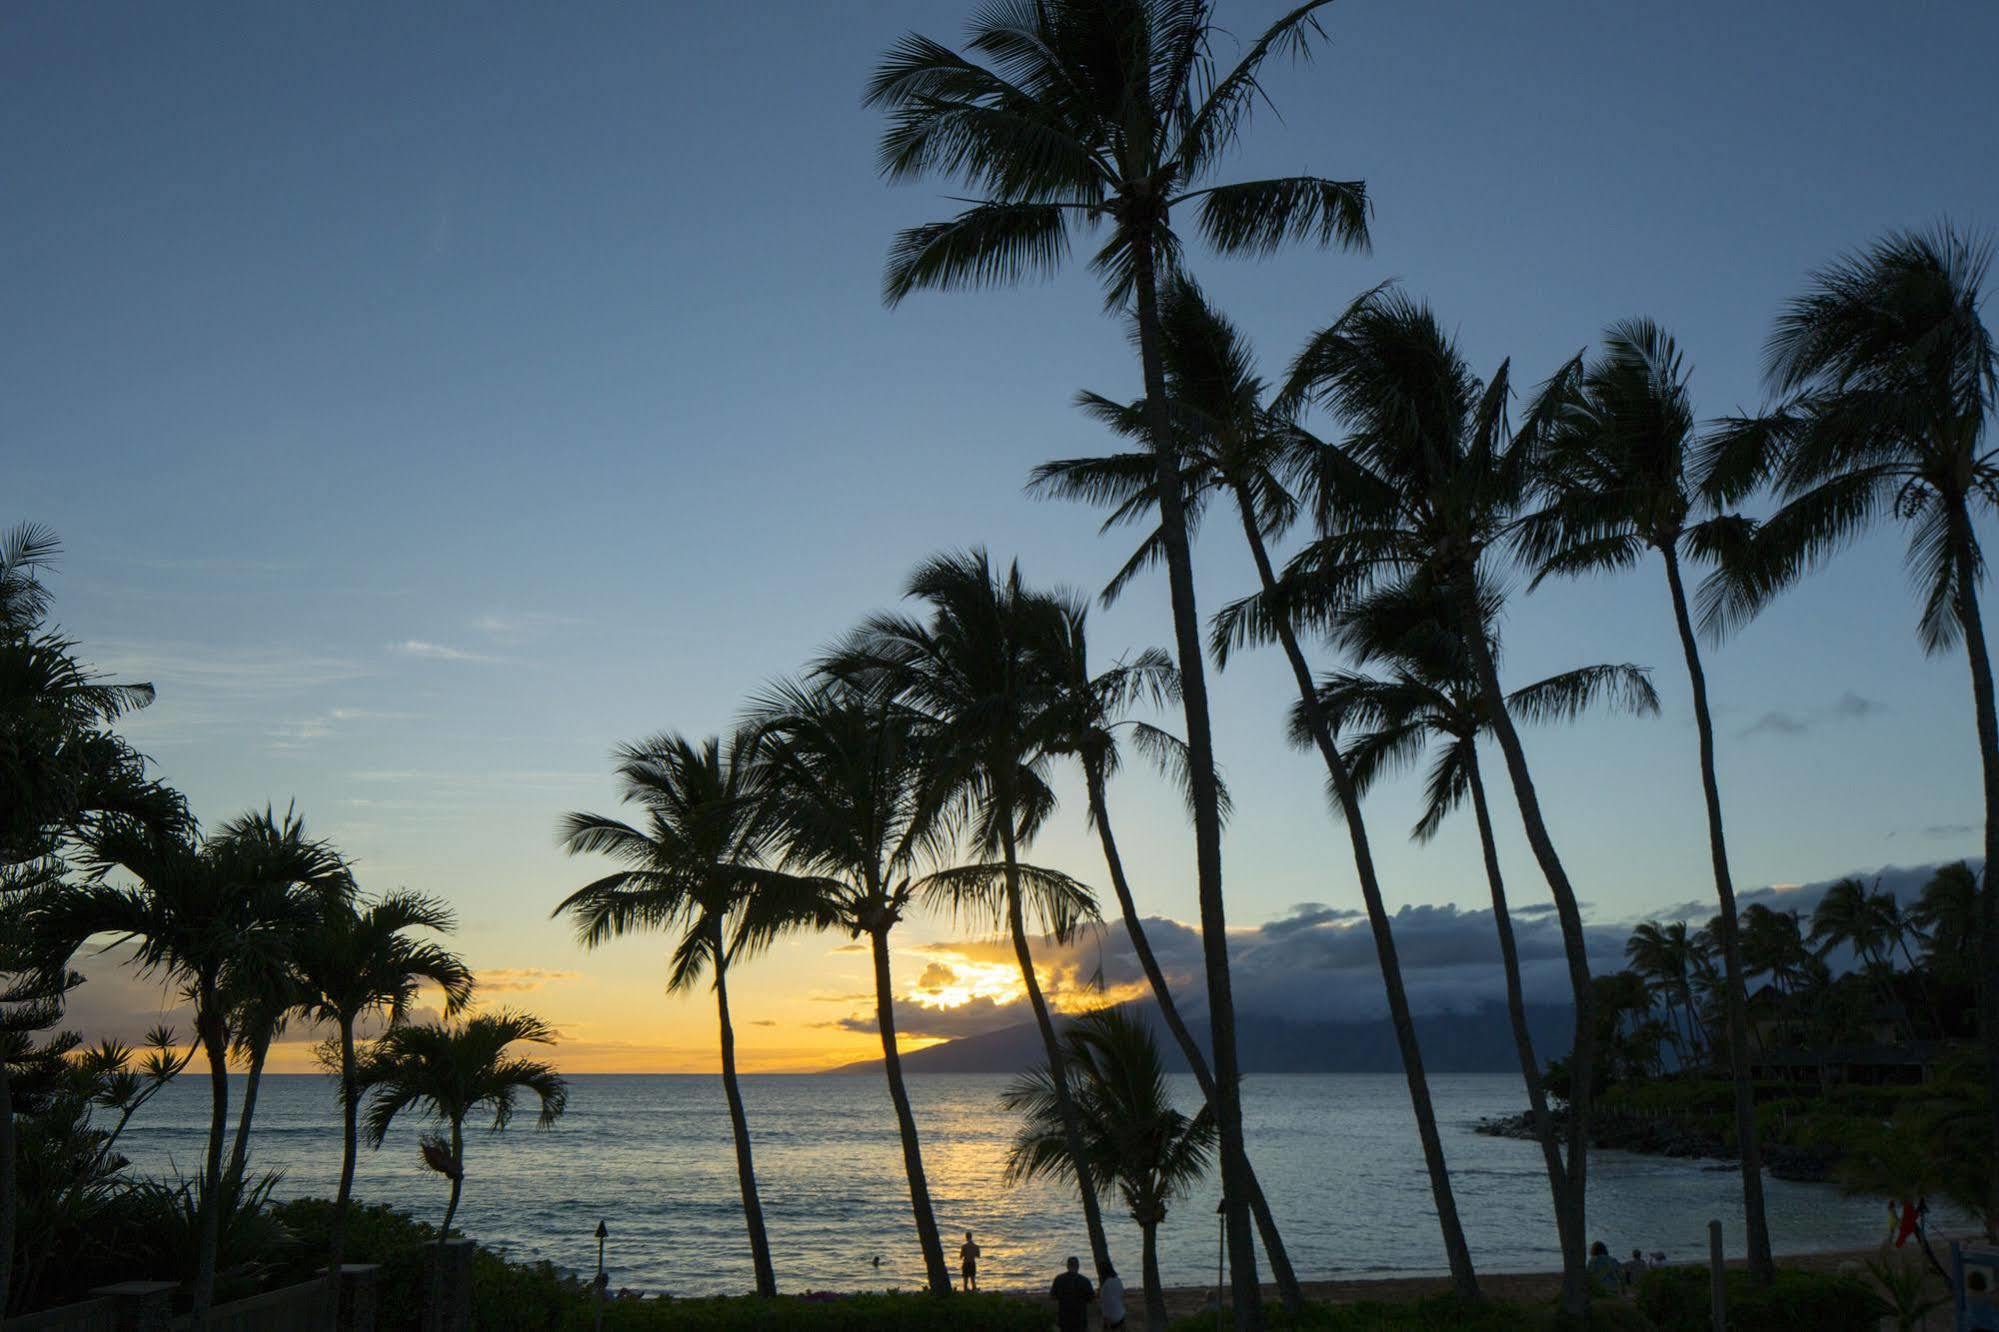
(0, 525, 569, 1325)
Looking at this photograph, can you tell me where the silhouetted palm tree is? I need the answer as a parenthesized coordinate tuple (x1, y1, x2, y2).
(828, 551, 1114, 1274)
(356, 1010, 565, 1332)
(751, 678, 960, 1294)
(292, 891, 473, 1301)
(556, 730, 830, 1297)
(1625, 921, 1708, 1067)
(1739, 904, 1812, 999)
(1519, 318, 1774, 1280)
(1271, 287, 1598, 1313)
(1913, 862, 1980, 993)
(1700, 225, 1999, 1213)
(1004, 1007, 1215, 1332)
(867, 3, 1370, 1306)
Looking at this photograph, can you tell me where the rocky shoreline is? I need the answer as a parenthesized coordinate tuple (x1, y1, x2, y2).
(1473, 1110, 1838, 1183)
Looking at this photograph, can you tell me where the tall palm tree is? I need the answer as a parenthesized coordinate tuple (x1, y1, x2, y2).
(866, 5, 1370, 1309)
(1271, 287, 1600, 1314)
(356, 1011, 566, 1332)
(828, 551, 1116, 1274)
(1739, 904, 1812, 999)
(1912, 862, 1979, 994)
(1003, 1006, 1215, 1332)
(1625, 921, 1708, 1068)
(1299, 583, 1655, 1289)
(1037, 278, 1482, 1293)
(1809, 877, 1894, 972)
(1699, 225, 1999, 1216)
(555, 730, 829, 1297)
(292, 891, 473, 1303)
(41, 807, 349, 1325)
(1039, 602, 1304, 1310)
(1518, 317, 1775, 1279)
(751, 678, 961, 1294)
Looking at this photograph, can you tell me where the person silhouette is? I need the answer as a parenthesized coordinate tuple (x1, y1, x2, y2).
(1050, 1255, 1094, 1332)
(958, 1231, 981, 1292)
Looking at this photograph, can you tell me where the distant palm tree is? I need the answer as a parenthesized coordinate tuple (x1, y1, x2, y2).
(1519, 317, 1774, 1280)
(828, 551, 1114, 1274)
(751, 678, 962, 1294)
(1912, 862, 1979, 993)
(1270, 287, 1600, 1314)
(1039, 601, 1303, 1310)
(1700, 224, 1998, 1216)
(867, 2, 1370, 1307)
(1302, 583, 1655, 1283)
(1625, 921, 1708, 1067)
(1810, 878, 1912, 1041)
(357, 1010, 566, 1332)
(292, 891, 473, 1300)
(556, 730, 830, 1297)
(1739, 904, 1812, 999)
(1003, 1007, 1216, 1332)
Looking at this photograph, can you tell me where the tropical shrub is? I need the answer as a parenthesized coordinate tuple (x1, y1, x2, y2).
(571, 1291, 1048, 1331)
(1165, 1294, 1653, 1330)
(1635, 1266, 1882, 1331)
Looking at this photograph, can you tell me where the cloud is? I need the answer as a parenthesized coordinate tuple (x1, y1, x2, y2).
(838, 994, 1027, 1040)
(389, 640, 495, 663)
(1736, 691, 1886, 739)
(266, 707, 414, 752)
(471, 612, 581, 642)
(1259, 902, 1364, 937)
(1925, 823, 1976, 837)
(473, 968, 579, 993)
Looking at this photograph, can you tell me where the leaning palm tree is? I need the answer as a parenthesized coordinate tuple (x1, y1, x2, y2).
(1301, 589, 1657, 1282)
(1518, 317, 1774, 1279)
(356, 1010, 566, 1332)
(1003, 1006, 1216, 1332)
(1039, 600, 1303, 1310)
(1699, 224, 1999, 1216)
(827, 550, 1115, 1275)
(555, 729, 830, 1297)
(867, 4, 1370, 1307)
(292, 891, 473, 1304)
(1270, 286, 1600, 1314)
(751, 678, 961, 1294)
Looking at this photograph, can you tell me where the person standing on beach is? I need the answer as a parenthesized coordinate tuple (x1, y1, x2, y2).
(958, 1232, 980, 1292)
(1098, 1262, 1126, 1329)
(1049, 1255, 1094, 1332)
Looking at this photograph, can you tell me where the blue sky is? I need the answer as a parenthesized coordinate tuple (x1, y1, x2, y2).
(8, 1, 1996, 1068)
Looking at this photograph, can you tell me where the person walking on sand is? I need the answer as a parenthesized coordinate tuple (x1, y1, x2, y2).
(958, 1232, 980, 1292)
(1049, 1255, 1094, 1332)
(1098, 1261, 1126, 1330)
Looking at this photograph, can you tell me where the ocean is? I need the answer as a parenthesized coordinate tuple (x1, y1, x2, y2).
(114, 1072, 1905, 1295)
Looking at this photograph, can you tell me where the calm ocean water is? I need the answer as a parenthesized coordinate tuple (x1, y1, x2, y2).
(116, 1073, 1903, 1295)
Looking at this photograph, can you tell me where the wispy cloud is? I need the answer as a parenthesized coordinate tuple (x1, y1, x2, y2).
(1738, 690, 1886, 739)
(266, 707, 415, 752)
(473, 967, 579, 993)
(389, 639, 496, 663)
(471, 611, 581, 642)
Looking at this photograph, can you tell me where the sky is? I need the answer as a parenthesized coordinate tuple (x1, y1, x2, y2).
(8, 1, 1998, 1073)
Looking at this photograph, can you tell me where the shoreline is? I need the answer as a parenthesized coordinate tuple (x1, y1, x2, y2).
(1473, 1109, 1839, 1182)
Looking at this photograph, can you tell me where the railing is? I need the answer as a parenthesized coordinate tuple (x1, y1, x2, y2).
(0, 1297, 116, 1332)
(169, 1277, 325, 1332)
(4, 1267, 376, 1332)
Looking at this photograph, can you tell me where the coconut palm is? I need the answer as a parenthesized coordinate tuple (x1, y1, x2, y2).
(1518, 317, 1774, 1279)
(555, 729, 831, 1297)
(750, 678, 962, 1294)
(40, 807, 349, 1324)
(356, 1010, 566, 1332)
(1699, 224, 1999, 1213)
(1912, 862, 1980, 993)
(1037, 277, 1481, 1294)
(1809, 877, 1894, 971)
(1267, 286, 1599, 1313)
(1003, 1006, 1215, 1332)
(1039, 601, 1304, 1309)
(826, 550, 1115, 1274)
(1739, 904, 1812, 997)
(1300, 590, 1656, 1277)
(1625, 921, 1709, 1067)
(291, 891, 473, 1303)
(867, 3, 1370, 1306)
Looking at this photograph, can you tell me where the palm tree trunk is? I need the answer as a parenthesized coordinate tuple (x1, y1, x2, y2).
(326, 1018, 360, 1331)
(1949, 514, 1999, 1232)
(1233, 500, 1478, 1298)
(711, 931, 778, 1297)
(1130, 231, 1260, 1328)
(194, 992, 230, 1328)
(0, 1057, 15, 1318)
(427, 1121, 465, 1332)
(1141, 1218, 1167, 1332)
(1449, 571, 1594, 1317)
(1083, 762, 1304, 1312)
(228, 1029, 270, 1182)
(1465, 752, 1578, 1285)
(869, 926, 952, 1294)
(997, 817, 1112, 1278)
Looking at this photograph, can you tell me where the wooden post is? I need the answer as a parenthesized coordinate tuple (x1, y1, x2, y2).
(88, 1281, 177, 1332)
(1707, 1219, 1725, 1331)
(332, 1263, 380, 1332)
(428, 1238, 475, 1332)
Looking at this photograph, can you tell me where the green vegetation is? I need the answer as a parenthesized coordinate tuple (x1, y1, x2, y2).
(1635, 1267, 1883, 1331)
(1165, 1293, 1653, 1331)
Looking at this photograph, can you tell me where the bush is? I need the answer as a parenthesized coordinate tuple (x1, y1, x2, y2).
(1165, 1294, 1654, 1331)
(1636, 1265, 1882, 1332)
(570, 1291, 1046, 1331)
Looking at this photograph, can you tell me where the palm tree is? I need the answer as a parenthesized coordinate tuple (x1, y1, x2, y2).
(1699, 224, 1998, 1217)
(1518, 317, 1775, 1280)
(291, 891, 473, 1302)
(828, 550, 1115, 1275)
(356, 1010, 566, 1332)
(1809, 877, 1893, 972)
(1912, 862, 1979, 994)
(1271, 286, 1600, 1314)
(1739, 904, 1811, 999)
(1038, 278, 1481, 1294)
(866, 4, 1370, 1308)
(751, 678, 961, 1294)
(1301, 585, 1656, 1290)
(1003, 1007, 1216, 1332)
(555, 729, 830, 1297)
(1039, 601, 1304, 1310)
(40, 807, 349, 1324)
(1625, 921, 1708, 1068)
